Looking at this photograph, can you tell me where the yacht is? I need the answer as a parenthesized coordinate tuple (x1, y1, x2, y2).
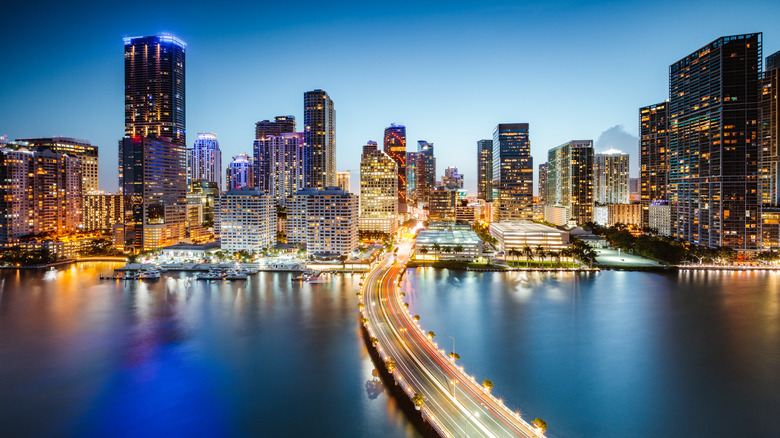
(197, 270, 226, 280)
(139, 269, 161, 280)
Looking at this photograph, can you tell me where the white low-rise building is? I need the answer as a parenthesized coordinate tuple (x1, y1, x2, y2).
(220, 187, 276, 253)
(489, 220, 569, 251)
(649, 202, 671, 236)
(414, 228, 483, 261)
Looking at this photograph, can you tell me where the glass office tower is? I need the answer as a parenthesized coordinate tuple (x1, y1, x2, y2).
(492, 123, 533, 221)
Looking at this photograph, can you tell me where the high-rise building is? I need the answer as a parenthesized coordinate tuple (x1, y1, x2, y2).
(442, 167, 464, 189)
(416, 141, 436, 205)
(761, 50, 780, 250)
(119, 136, 187, 252)
(492, 123, 533, 221)
(547, 140, 594, 224)
(189, 180, 219, 227)
(669, 33, 761, 250)
(477, 139, 493, 202)
(429, 186, 457, 222)
(406, 151, 419, 202)
(219, 187, 276, 253)
(83, 193, 123, 232)
(226, 154, 254, 190)
(255, 116, 296, 140)
(254, 133, 307, 206)
(124, 34, 186, 145)
(359, 147, 398, 234)
(595, 149, 629, 205)
(0, 142, 82, 244)
(383, 124, 407, 211)
(286, 187, 358, 256)
(304, 90, 336, 188)
(538, 162, 549, 206)
(188, 133, 222, 190)
(336, 171, 351, 192)
(17, 137, 98, 193)
(639, 102, 669, 226)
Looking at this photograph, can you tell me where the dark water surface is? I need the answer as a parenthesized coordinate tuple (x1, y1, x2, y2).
(1, 264, 778, 437)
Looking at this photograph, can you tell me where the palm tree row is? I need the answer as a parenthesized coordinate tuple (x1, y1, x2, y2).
(505, 245, 592, 268)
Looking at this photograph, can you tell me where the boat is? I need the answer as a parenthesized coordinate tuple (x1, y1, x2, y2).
(197, 270, 226, 280)
(292, 269, 316, 281)
(123, 272, 140, 280)
(225, 270, 248, 280)
(139, 269, 161, 280)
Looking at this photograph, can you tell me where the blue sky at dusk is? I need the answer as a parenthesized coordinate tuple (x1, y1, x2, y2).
(2, 0, 779, 194)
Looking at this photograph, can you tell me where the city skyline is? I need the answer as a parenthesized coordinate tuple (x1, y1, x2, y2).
(3, 1, 780, 195)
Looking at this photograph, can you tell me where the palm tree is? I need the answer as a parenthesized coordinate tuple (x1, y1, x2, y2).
(385, 359, 396, 373)
(412, 393, 425, 410)
(532, 418, 548, 433)
(427, 331, 435, 340)
(536, 245, 545, 266)
(413, 315, 420, 322)
(453, 244, 464, 259)
(523, 245, 534, 268)
(508, 248, 519, 266)
(449, 352, 460, 361)
(432, 242, 441, 259)
(370, 337, 379, 346)
(482, 379, 494, 392)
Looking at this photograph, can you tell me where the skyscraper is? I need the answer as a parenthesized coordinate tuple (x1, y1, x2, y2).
(226, 154, 254, 190)
(255, 116, 296, 139)
(384, 124, 407, 211)
(669, 33, 761, 250)
(416, 141, 436, 205)
(124, 34, 186, 145)
(442, 167, 464, 189)
(547, 140, 594, 224)
(538, 162, 548, 206)
(336, 171, 351, 192)
(286, 187, 358, 255)
(359, 146, 398, 234)
(406, 151, 419, 202)
(254, 132, 307, 206)
(17, 137, 99, 193)
(188, 133, 222, 190)
(119, 136, 187, 252)
(121, 34, 188, 252)
(639, 102, 669, 226)
(304, 90, 336, 188)
(595, 149, 629, 205)
(220, 187, 276, 253)
(492, 123, 533, 221)
(760, 50, 780, 250)
(477, 139, 493, 202)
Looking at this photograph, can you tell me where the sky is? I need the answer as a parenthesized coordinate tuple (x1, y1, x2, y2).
(2, 0, 780, 195)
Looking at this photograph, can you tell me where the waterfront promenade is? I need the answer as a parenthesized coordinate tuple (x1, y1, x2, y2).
(361, 239, 545, 438)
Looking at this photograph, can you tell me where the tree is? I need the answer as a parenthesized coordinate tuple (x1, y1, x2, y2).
(412, 393, 425, 410)
(453, 244, 464, 258)
(413, 315, 420, 322)
(449, 352, 460, 360)
(385, 359, 396, 373)
(370, 337, 379, 346)
(418, 247, 428, 256)
(427, 331, 435, 340)
(482, 379, 494, 392)
(432, 242, 441, 259)
(523, 245, 534, 268)
(532, 418, 548, 433)
(536, 245, 545, 266)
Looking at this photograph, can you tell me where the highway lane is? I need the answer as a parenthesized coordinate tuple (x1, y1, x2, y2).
(361, 239, 545, 438)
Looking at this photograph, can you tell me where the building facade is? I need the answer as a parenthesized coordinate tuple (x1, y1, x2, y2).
(188, 133, 222, 190)
(442, 167, 464, 189)
(547, 140, 594, 224)
(489, 221, 569, 252)
(760, 50, 780, 250)
(286, 187, 358, 256)
(83, 193, 123, 232)
(254, 132, 307, 206)
(124, 34, 186, 145)
(415, 141, 436, 205)
(383, 124, 407, 211)
(649, 201, 672, 237)
(492, 124, 533, 221)
(0, 144, 82, 243)
(538, 162, 549, 206)
(255, 115, 295, 140)
(336, 171, 351, 192)
(477, 139, 493, 202)
(304, 90, 336, 188)
(119, 136, 187, 252)
(429, 186, 458, 223)
(17, 137, 98, 193)
(359, 145, 398, 234)
(669, 33, 761, 250)
(595, 148, 629, 205)
(640, 102, 670, 227)
(226, 154, 254, 190)
(220, 187, 275, 253)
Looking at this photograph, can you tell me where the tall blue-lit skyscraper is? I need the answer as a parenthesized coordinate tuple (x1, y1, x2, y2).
(124, 34, 186, 146)
(188, 133, 222, 191)
(492, 123, 533, 221)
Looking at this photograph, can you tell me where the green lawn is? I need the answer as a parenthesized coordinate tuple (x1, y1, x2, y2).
(506, 260, 578, 268)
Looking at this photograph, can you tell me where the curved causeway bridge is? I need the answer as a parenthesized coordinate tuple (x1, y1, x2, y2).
(360, 239, 545, 438)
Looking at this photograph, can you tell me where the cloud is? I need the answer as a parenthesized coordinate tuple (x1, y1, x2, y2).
(594, 125, 639, 177)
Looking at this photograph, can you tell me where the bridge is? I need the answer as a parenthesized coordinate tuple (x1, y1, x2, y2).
(360, 239, 545, 438)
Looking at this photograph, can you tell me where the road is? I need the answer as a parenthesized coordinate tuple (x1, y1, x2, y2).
(360, 239, 545, 438)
